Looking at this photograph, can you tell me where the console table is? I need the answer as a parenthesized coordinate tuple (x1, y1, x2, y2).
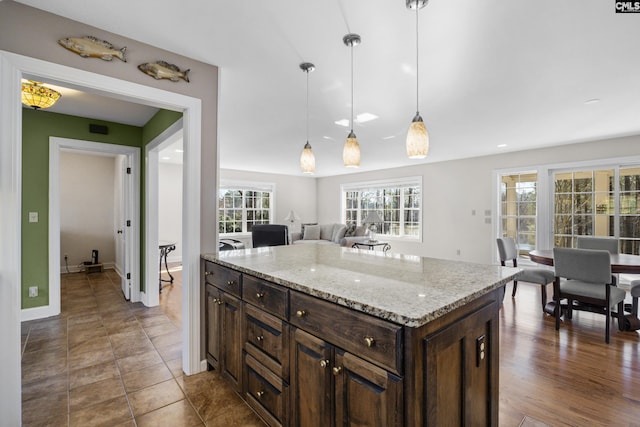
(159, 241, 176, 292)
(352, 240, 391, 252)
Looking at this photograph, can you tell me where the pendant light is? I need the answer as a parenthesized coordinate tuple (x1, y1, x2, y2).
(406, 0, 430, 159)
(343, 33, 361, 168)
(299, 62, 316, 174)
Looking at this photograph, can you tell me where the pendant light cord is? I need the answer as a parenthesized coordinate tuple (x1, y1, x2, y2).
(306, 69, 309, 142)
(350, 41, 354, 133)
(415, 3, 420, 114)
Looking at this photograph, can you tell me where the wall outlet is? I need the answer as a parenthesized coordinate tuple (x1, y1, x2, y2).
(28, 212, 38, 223)
(28, 286, 38, 297)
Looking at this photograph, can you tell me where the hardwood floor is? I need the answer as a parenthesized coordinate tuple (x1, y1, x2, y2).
(499, 281, 640, 426)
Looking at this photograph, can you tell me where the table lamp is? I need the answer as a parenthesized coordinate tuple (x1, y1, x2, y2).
(363, 211, 383, 242)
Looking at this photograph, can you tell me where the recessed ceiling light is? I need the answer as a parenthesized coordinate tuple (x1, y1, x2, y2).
(356, 113, 378, 123)
(584, 98, 600, 105)
(323, 136, 335, 141)
(161, 156, 170, 160)
(175, 149, 183, 153)
(354, 279, 361, 283)
(497, 144, 507, 148)
(334, 119, 349, 127)
(382, 135, 396, 140)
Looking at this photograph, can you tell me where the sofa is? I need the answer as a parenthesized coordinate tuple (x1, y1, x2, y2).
(291, 223, 371, 247)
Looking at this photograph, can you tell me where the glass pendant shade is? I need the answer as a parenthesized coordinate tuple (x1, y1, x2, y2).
(343, 131, 361, 168)
(21, 80, 61, 110)
(406, 114, 429, 159)
(300, 141, 315, 174)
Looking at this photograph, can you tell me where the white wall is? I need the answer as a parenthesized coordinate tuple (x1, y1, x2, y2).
(60, 151, 116, 269)
(159, 162, 183, 262)
(317, 135, 640, 263)
(220, 168, 317, 246)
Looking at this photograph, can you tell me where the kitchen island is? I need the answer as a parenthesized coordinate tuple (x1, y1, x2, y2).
(202, 244, 518, 426)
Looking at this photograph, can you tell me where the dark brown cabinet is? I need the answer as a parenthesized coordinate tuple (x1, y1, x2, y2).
(205, 264, 243, 391)
(290, 328, 403, 427)
(203, 259, 503, 427)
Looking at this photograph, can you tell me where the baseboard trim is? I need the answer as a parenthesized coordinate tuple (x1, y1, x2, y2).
(21, 304, 58, 322)
(60, 262, 116, 274)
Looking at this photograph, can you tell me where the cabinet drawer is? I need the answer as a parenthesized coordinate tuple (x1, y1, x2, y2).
(205, 262, 242, 298)
(290, 291, 403, 375)
(243, 275, 288, 319)
(243, 303, 289, 381)
(244, 354, 288, 427)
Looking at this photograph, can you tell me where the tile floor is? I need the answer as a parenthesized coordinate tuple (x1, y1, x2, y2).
(21, 266, 264, 427)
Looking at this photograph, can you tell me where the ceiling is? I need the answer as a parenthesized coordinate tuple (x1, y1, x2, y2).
(16, 0, 640, 177)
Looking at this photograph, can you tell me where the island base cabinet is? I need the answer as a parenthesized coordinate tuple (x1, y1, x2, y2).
(291, 328, 403, 427)
(205, 284, 242, 392)
(423, 302, 498, 426)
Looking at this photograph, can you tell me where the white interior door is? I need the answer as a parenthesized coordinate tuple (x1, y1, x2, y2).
(114, 155, 130, 299)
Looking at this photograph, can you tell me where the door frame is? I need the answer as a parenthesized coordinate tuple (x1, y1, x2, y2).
(144, 118, 184, 307)
(43, 137, 140, 318)
(0, 50, 203, 424)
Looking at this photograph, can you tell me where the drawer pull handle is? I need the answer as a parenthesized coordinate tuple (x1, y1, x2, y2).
(332, 366, 343, 376)
(256, 335, 264, 342)
(256, 292, 265, 299)
(226, 280, 236, 286)
(320, 359, 329, 368)
(256, 391, 265, 398)
(364, 336, 376, 347)
(205, 271, 212, 276)
(296, 310, 306, 318)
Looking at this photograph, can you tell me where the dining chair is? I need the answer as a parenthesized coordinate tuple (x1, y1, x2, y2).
(552, 247, 626, 343)
(576, 236, 619, 285)
(496, 237, 555, 313)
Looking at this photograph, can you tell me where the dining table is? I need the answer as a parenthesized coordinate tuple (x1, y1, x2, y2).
(529, 249, 640, 274)
(529, 248, 640, 330)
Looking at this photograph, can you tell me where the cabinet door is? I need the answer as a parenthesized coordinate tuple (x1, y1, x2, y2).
(206, 285, 222, 370)
(221, 291, 243, 391)
(334, 351, 403, 427)
(423, 303, 498, 426)
(290, 328, 332, 427)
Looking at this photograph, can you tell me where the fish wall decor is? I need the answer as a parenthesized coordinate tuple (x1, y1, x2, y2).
(58, 36, 126, 62)
(138, 61, 190, 83)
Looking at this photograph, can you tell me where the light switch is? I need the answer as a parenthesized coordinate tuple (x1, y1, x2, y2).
(28, 212, 38, 223)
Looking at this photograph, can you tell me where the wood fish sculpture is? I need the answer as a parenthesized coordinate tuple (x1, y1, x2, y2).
(138, 61, 190, 83)
(58, 36, 127, 62)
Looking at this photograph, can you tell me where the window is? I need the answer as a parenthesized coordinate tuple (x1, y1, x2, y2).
(342, 178, 421, 239)
(218, 182, 274, 234)
(499, 172, 538, 252)
(497, 161, 640, 257)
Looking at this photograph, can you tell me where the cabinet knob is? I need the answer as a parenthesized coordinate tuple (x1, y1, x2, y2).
(212, 298, 219, 304)
(256, 391, 265, 398)
(216, 299, 223, 305)
(205, 271, 212, 276)
(332, 366, 343, 376)
(364, 336, 376, 347)
(256, 292, 265, 299)
(256, 335, 264, 342)
(226, 280, 235, 286)
(296, 310, 306, 318)
(320, 359, 329, 368)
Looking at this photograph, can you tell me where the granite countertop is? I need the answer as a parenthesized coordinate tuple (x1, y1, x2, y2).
(203, 245, 519, 328)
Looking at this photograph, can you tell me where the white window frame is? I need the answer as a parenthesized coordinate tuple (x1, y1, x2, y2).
(493, 155, 640, 263)
(219, 180, 276, 236)
(341, 176, 423, 241)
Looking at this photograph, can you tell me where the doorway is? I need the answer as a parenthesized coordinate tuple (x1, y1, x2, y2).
(0, 50, 204, 423)
(48, 137, 140, 318)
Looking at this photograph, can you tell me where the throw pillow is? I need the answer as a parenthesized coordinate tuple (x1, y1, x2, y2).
(344, 224, 356, 237)
(300, 222, 317, 237)
(332, 224, 347, 243)
(319, 224, 335, 241)
(303, 225, 321, 240)
(354, 225, 369, 236)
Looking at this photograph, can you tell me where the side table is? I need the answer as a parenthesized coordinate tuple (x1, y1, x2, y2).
(352, 240, 391, 253)
(159, 241, 176, 293)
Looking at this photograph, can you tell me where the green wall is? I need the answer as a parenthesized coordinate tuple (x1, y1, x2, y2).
(21, 108, 181, 309)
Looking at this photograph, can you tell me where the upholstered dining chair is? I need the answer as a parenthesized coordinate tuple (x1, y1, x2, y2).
(552, 247, 626, 343)
(496, 237, 555, 313)
(576, 236, 619, 285)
